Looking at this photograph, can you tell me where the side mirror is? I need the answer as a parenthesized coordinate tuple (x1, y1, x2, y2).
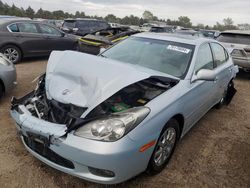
(192, 69, 217, 82)
(61, 32, 65, 37)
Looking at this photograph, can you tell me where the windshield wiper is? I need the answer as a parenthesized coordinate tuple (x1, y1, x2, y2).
(99, 54, 107, 58)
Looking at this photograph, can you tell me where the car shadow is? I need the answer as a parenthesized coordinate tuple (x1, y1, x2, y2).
(236, 70, 250, 80)
(18, 56, 49, 64)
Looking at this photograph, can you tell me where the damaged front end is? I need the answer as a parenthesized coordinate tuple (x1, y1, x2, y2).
(11, 73, 178, 142)
(11, 74, 87, 125)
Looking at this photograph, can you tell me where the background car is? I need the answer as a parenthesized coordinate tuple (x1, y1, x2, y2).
(61, 18, 110, 36)
(217, 30, 250, 72)
(0, 53, 16, 99)
(149, 26, 175, 33)
(11, 33, 238, 184)
(41, 19, 64, 28)
(78, 26, 139, 55)
(175, 29, 205, 37)
(0, 18, 78, 63)
(200, 29, 220, 38)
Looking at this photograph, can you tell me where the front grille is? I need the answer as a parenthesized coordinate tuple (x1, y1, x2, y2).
(23, 136, 75, 169)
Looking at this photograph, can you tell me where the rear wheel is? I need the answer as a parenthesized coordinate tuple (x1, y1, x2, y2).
(147, 119, 180, 174)
(0, 82, 4, 100)
(1, 45, 21, 64)
(216, 80, 235, 109)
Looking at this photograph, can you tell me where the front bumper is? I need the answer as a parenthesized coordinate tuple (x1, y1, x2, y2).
(10, 106, 153, 184)
(232, 57, 250, 70)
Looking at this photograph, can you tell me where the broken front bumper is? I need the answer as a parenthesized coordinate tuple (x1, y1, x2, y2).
(10, 102, 153, 184)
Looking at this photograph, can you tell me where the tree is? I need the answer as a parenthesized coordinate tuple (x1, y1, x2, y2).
(223, 17, 237, 30)
(104, 14, 118, 23)
(223, 17, 233, 26)
(75, 11, 85, 18)
(213, 22, 224, 31)
(178, 16, 192, 28)
(36, 8, 44, 18)
(52, 10, 65, 19)
(25, 6, 35, 18)
(142, 10, 154, 21)
(196, 23, 205, 29)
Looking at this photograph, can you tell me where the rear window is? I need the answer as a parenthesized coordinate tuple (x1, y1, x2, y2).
(8, 23, 19, 32)
(63, 20, 75, 28)
(150, 27, 165, 32)
(18, 23, 39, 33)
(217, 33, 250, 45)
(76, 20, 109, 29)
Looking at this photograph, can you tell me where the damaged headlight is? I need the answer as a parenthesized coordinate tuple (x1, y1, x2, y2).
(74, 107, 150, 142)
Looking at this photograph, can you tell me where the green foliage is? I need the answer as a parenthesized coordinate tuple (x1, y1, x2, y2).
(213, 18, 237, 31)
(178, 16, 192, 28)
(0, 0, 239, 30)
(25, 6, 34, 19)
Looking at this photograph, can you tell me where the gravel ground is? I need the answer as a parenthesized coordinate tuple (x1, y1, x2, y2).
(0, 58, 249, 188)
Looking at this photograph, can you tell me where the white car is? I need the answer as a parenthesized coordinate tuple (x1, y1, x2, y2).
(217, 30, 250, 71)
(11, 33, 238, 184)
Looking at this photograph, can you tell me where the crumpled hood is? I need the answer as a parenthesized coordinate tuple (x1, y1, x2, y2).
(46, 51, 153, 108)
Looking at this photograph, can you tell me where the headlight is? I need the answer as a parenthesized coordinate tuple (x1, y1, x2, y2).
(74, 107, 150, 142)
(0, 54, 12, 66)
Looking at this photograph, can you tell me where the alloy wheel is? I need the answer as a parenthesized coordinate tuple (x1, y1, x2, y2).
(154, 127, 176, 166)
(3, 48, 19, 63)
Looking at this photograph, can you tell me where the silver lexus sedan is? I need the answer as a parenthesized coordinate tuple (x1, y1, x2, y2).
(0, 53, 16, 99)
(10, 33, 238, 184)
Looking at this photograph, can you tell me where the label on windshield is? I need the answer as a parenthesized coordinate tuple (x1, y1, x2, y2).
(167, 45, 191, 54)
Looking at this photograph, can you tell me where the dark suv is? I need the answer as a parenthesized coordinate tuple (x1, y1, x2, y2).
(61, 19, 110, 36)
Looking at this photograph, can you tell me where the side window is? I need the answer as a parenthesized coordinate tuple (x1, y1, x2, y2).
(194, 43, 214, 73)
(76, 21, 88, 29)
(40, 24, 61, 36)
(8, 24, 19, 32)
(18, 23, 39, 33)
(211, 43, 227, 66)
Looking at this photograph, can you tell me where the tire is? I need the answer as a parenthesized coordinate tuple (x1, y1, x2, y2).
(0, 82, 4, 100)
(1, 45, 22, 64)
(147, 119, 180, 175)
(215, 80, 236, 109)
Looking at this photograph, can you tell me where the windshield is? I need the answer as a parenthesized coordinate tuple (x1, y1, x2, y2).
(217, 33, 250, 45)
(102, 37, 195, 78)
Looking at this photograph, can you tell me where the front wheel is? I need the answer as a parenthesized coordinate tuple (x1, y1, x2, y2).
(0, 83, 4, 100)
(1, 45, 22, 64)
(147, 119, 180, 174)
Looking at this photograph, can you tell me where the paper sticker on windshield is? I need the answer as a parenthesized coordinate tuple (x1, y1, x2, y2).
(167, 45, 191, 54)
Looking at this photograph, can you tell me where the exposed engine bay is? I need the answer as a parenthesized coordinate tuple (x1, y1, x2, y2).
(11, 74, 179, 130)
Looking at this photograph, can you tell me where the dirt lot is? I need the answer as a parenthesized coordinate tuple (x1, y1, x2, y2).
(0, 58, 249, 188)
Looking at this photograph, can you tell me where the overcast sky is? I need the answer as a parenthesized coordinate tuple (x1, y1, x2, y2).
(3, 0, 250, 25)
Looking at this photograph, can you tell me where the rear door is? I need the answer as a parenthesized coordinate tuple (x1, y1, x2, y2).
(16, 22, 48, 56)
(210, 42, 232, 101)
(38, 24, 75, 51)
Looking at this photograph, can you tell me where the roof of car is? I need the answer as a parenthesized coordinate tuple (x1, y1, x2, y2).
(134, 32, 213, 45)
(221, 30, 250, 35)
(64, 18, 103, 21)
(0, 18, 34, 25)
